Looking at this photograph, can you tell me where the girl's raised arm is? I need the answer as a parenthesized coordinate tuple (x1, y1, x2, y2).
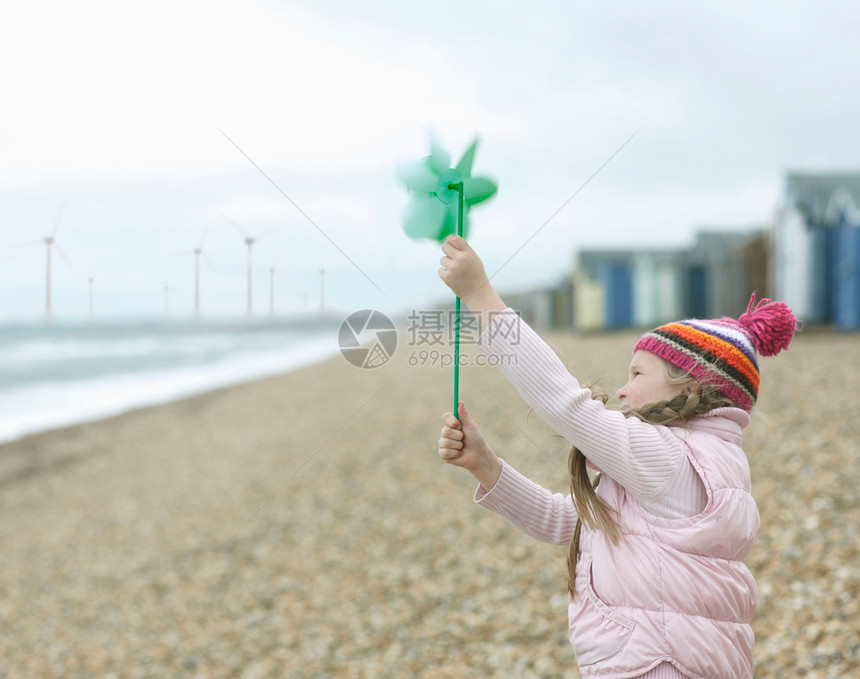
(478, 311, 689, 501)
(438, 236, 689, 502)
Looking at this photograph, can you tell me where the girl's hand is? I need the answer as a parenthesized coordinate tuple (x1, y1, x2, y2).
(438, 236, 506, 316)
(439, 402, 503, 491)
(438, 235, 489, 301)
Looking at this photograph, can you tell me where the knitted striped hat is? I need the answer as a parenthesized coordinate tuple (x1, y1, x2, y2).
(633, 294, 797, 411)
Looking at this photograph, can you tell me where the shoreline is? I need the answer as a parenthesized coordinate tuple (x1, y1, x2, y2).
(0, 337, 341, 447)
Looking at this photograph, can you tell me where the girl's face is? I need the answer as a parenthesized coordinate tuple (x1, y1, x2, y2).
(615, 350, 683, 412)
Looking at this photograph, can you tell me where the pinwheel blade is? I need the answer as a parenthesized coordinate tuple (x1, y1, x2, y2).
(463, 177, 498, 205)
(455, 139, 478, 177)
(397, 157, 438, 193)
(439, 201, 470, 241)
(429, 134, 451, 175)
(402, 196, 447, 241)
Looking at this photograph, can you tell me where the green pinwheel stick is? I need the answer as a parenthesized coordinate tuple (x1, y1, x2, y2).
(398, 135, 498, 417)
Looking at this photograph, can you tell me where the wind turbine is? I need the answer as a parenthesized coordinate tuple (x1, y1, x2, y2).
(175, 227, 210, 318)
(268, 264, 277, 315)
(87, 276, 99, 317)
(222, 216, 284, 316)
(14, 205, 73, 320)
(163, 283, 173, 315)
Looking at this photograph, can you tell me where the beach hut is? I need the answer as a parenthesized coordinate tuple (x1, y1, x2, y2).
(739, 232, 770, 304)
(573, 231, 768, 332)
(773, 199, 813, 321)
(575, 250, 635, 330)
(685, 230, 767, 319)
(602, 264, 633, 329)
(775, 173, 860, 328)
(502, 287, 556, 328)
(686, 262, 708, 319)
(551, 275, 575, 329)
(631, 250, 685, 327)
(573, 265, 605, 332)
(827, 189, 860, 328)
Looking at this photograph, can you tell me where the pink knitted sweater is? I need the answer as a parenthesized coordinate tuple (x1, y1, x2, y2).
(473, 310, 759, 679)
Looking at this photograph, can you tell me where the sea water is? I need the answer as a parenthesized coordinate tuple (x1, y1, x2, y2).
(0, 316, 343, 445)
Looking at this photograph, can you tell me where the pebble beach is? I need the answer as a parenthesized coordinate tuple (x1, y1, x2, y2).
(1, 327, 857, 678)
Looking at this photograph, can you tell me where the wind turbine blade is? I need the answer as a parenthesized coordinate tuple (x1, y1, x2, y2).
(12, 239, 44, 248)
(202, 253, 214, 269)
(52, 204, 65, 237)
(222, 215, 248, 237)
(199, 226, 210, 248)
(174, 249, 195, 256)
(55, 242, 74, 269)
(256, 226, 286, 241)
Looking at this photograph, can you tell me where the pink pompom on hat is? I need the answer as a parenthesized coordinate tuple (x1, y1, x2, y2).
(633, 294, 798, 411)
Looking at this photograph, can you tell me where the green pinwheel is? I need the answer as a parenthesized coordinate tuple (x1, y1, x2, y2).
(398, 135, 498, 417)
(398, 135, 498, 242)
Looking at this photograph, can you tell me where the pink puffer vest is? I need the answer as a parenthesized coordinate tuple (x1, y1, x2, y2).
(570, 414, 760, 678)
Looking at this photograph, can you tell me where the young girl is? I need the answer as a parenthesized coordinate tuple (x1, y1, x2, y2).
(436, 235, 797, 679)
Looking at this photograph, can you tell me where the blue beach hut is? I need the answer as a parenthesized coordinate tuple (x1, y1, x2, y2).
(576, 250, 635, 330)
(776, 174, 860, 329)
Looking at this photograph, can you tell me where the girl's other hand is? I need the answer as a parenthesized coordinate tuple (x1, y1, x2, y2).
(439, 402, 503, 491)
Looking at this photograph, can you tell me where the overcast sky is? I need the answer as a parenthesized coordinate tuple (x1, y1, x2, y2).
(1, 0, 858, 321)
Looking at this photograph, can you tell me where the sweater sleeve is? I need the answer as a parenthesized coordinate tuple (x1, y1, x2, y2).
(474, 460, 578, 546)
(477, 309, 690, 504)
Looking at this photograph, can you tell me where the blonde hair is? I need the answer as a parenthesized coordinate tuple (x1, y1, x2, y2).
(565, 363, 736, 595)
